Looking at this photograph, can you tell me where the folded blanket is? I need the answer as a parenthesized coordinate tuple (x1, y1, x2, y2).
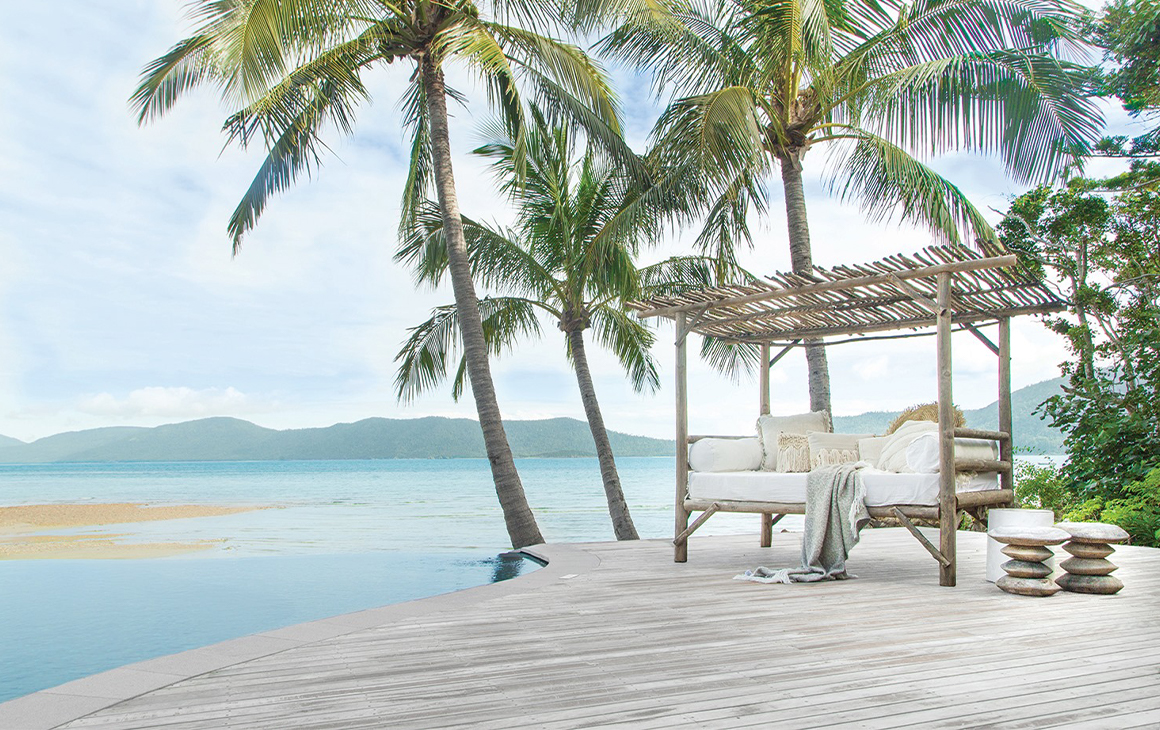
(734, 462, 870, 584)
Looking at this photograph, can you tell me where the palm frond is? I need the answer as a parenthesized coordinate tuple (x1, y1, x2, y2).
(394, 297, 545, 402)
(822, 129, 999, 249)
(589, 306, 661, 392)
(700, 336, 760, 382)
(850, 50, 1102, 182)
(130, 34, 215, 124)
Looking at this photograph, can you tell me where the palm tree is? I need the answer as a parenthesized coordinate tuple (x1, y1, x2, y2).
(592, 0, 1104, 412)
(130, 0, 633, 548)
(395, 111, 745, 539)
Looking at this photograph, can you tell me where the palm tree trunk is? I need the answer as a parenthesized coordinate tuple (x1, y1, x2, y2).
(421, 56, 544, 549)
(779, 152, 832, 415)
(567, 327, 639, 540)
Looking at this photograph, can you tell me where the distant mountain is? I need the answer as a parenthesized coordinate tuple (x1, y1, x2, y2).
(0, 378, 1067, 463)
(0, 417, 674, 464)
(833, 377, 1065, 454)
(0, 434, 23, 449)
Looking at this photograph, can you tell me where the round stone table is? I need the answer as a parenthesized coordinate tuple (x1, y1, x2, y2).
(988, 526, 1071, 597)
(1055, 522, 1131, 595)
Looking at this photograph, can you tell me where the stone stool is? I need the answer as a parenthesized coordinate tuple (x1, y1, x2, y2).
(988, 526, 1070, 596)
(1055, 522, 1130, 595)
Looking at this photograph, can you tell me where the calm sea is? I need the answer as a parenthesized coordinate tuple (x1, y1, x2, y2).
(0, 457, 784, 701)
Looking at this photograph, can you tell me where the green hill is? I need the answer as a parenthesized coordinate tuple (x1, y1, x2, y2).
(0, 434, 23, 449)
(0, 416, 673, 463)
(833, 377, 1065, 454)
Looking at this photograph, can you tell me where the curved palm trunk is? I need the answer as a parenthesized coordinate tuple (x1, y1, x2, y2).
(422, 57, 544, 549)
(779, 153, 832, 415)
(567, 328, 639, 540)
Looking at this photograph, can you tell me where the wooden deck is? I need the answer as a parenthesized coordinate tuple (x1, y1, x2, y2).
(6, 528, 1160, 729)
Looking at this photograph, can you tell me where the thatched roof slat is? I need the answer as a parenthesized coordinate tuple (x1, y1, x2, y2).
(629, 246, 1065, 342)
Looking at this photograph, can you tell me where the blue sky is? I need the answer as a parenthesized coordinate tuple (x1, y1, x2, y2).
(0, 1, 1134, 443)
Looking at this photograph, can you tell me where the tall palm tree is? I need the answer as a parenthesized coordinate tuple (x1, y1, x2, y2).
(130, 0, 633, 548)
(592, 0, 1104, 412)
(396, 111, 746, 539)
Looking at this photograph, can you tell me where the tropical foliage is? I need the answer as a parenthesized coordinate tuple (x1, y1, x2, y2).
(591, 0, 1104, 411)
(1096, 0, 1160, 160)
(396, 111, 753, 539)
(1001, 176, 1160, 543)
(131, 0, 631, 548)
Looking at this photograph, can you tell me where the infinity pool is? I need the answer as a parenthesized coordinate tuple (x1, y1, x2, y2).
(0, 550, 536, 702)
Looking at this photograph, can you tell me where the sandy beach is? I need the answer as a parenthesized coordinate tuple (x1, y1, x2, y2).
(0, 503, 268, 560)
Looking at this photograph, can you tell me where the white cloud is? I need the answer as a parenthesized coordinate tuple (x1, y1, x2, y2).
(77, 386, 262, 419)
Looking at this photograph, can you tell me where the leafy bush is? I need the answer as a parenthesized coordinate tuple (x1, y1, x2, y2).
(1014, 460, 1078, 518)
(1061, 468, 1160, 547)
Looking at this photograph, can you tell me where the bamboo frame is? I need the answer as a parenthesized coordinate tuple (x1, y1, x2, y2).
(654, 248, 1048, 585)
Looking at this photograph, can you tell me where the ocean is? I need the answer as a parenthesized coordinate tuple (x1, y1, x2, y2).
(0, 457, 780, 701)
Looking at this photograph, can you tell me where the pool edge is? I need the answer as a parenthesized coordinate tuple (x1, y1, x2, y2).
(0, 542, 601, 730)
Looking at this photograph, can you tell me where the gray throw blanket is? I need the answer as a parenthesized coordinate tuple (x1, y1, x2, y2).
(735, 462, 870, 584)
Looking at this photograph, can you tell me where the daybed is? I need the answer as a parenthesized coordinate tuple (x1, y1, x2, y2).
(628, 246, 1066, 586)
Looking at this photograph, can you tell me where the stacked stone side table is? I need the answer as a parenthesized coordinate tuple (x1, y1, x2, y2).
(988, 526, 1070, 596)
(1055, 522, 1130, 595)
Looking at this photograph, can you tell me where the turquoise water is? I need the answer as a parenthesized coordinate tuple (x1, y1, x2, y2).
(0, 457, 775, 701)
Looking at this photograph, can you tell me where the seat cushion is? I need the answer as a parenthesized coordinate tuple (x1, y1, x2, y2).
(688, 469, 999, 507)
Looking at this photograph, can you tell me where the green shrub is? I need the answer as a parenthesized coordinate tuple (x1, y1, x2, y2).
(1014, 461, 1078, 518)
(1061, 468, 1160, 547)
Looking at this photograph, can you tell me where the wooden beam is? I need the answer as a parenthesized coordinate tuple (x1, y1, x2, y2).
(998, 317, 1014, 496)
(954, 427, 1010, 442)
(683, 499, 940, 520)
(636, 254, 1019, 318)
(698, 304, 1063, 343)
(956, 488, 1015, 509)
(955, 459, 1012, 473)
(886, 274, 938, 313)
(674, 503, 719, 546)
(759, 343, 770, 416)
(769, 340, 800, 367)
(674, 305, 709, 345)
(964, 322, 1000, 355)
(892, 508, 951, 567)
(936, 272, 957, 587)
(674, 313, 690, 563)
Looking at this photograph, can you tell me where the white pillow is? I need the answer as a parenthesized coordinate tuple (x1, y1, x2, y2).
(857, 436, 890, 468)
(808, 432, 873, 469)
(878, 420, 939, 473)
(688, 437, 763, 472)
(905, 433, 1000, 473)
(756, 411, 831, 470)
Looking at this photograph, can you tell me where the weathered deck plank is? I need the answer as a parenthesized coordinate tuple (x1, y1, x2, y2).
(28, 529, 1160, 729)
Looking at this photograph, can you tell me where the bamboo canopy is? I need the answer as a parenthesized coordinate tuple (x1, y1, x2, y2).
(628, 246, 1064, 341)
(630, 245, 1066, 587)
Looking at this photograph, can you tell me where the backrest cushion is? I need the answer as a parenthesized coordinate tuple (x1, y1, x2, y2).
(756, 411, 831, 470)
(878, 420, 939, 473)
(808, 432, 873, 469)
(905, 433, 999, 473)
(857, 436, 890, 468)
(774, 433, 812, 473)
(688, 437, 764, 473)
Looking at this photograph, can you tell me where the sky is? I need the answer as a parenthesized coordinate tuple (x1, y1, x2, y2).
(0, 1, 1138, 443)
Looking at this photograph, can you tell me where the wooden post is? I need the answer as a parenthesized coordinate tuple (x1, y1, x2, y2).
(998, 317, 1013, 500)
(675, 313, 690, 563)
(936, 272, 956, 586)
(760, 513, 773, 547)
(759, 342, 771, 415)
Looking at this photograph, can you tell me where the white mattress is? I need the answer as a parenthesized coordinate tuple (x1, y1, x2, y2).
(687, 468, 999, 507)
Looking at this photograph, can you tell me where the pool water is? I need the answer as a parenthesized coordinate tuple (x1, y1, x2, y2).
(0, 551, 535, 701)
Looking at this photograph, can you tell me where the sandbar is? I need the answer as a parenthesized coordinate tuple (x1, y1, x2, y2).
(0, 503, 269, 560)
